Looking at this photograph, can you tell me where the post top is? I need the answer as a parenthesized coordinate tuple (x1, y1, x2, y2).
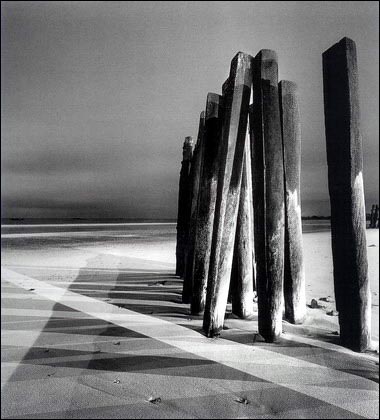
(255, 49, 278, 62)
(206, 93, 222, 120)
(231, 52, 254, 71)
(322, 36, 356, 58)
(184, 136, 193, 146)
(229, 52, 253, 87)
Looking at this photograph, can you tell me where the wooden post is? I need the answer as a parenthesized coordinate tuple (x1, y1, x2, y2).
(375, 205, 379, 228)
(191, 93, 223, 315)
(230, 131, 255, 319)
(182, 112, 205, 303)
(176, 137, 194, 277)
(323, 37, 371, 352)
(369, 204, 376, 228)
(203, 52, 253, 337)
(279, 80, 306, 325)
(251, 50, 285, 342)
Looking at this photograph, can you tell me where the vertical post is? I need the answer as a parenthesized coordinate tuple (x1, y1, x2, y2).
(369, 204, 376, 228)
(323, 37, 371, 352)
(251, 50, 285, 342)
(182, 112, 205, 303)
(191, 94, 223, 315)
(176, 137, 194, 277)
(279, 80, 306, 325)
(375, 205, 379, 228)
(203, 52, 253, 337)
(230, 131, 255, 319)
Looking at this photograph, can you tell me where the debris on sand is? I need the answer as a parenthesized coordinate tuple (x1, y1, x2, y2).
(29, 288, 35, 291)
(368, 244, 377, 247)
(113, 341, 121, 345)
(235, 397, 249, 404)
(113, 379, 121, 384)
(326, 310, 339, 316)
(310, 299, 320, 308)
(148, 397, 161, 404)
(319, 296, 333, 302)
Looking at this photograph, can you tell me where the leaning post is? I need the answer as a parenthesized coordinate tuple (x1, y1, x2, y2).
(176, 136, 194, 277)
(230, 130, 255, 319)
(182, 112, 205, 303)
(251, 50, 285, 342)
(191, 94, 224, 315)
(323, 37, 371, 352)
(279, 80, 306, 324)
(203, 52, 253, 337)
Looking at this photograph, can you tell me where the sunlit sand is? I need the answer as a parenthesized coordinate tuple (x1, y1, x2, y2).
(1, 223, 378, 418)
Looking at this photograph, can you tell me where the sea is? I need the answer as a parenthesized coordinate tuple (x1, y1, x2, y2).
(1, 218, 331, 236)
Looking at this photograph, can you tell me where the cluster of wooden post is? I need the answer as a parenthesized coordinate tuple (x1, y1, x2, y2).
(176, 49, 305, 343)
(175, 37, 371, 352)
(369, 204, 379, 228)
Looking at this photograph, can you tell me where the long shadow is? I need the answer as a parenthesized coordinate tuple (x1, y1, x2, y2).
(2, 253, 270, 393)
(2, 240, 378, 420)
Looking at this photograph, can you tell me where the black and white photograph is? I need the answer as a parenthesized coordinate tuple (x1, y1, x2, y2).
(1, 1, 379, 418)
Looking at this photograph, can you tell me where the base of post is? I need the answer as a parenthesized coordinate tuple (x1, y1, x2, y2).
(284, 307, 306, 325)
(232, 308, 255, 320)
(258, 323, 282, 343)
(203, 326, 222, 338)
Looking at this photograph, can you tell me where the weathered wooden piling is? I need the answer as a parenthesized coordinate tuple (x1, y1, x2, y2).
(191, 93, 223, 315)
(182, 112, 205, 303)
(251, 50, 285, 342)
(375, 205, 380, 228)
(230, 132, 255, 319)
(369, 205, 376, 228)
(279, 80, 306, 325)
(176, 136, 194, 277)
(203, 52, 253, 337)
(323, 37, 371, 352)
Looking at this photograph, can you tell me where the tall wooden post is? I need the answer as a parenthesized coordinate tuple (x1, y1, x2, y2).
(230, 131, 255, 319)
(191, 94, 223, 315)
(176, 137, 194, 277)
(375, 205, 379, 228)
(251, 50, 285, 342)
(279, 80, 306, 324)
(323, 37, 371, 352)
(182, 112, 205, 303)
(203, 52, 253, 337)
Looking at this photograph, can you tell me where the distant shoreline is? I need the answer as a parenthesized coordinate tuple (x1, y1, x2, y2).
(1, 222, 177, 228)
(1, 217, 331, 225)
(1, 218, 177, 226)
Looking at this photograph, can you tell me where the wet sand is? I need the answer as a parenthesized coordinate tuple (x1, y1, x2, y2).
(1, 223, 378, 418)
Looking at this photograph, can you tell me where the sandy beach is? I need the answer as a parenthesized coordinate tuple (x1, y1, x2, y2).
(1, 222, 379, 418)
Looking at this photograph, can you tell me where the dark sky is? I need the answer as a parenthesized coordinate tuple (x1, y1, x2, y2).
(1, 1, 379, 219)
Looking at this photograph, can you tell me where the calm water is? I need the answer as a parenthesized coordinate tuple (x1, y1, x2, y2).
(1, 219, 330, 237)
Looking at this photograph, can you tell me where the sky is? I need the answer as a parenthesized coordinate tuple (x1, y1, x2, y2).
(1, 1, 379, 219)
